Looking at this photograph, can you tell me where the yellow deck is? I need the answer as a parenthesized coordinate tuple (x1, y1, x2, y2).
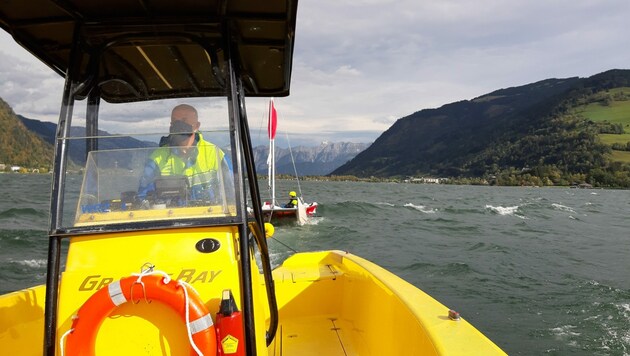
(272, 315, 356, 355)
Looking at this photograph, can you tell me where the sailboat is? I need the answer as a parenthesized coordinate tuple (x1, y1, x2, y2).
(261, 99, 318, 225)
(0, 0, 506, 355)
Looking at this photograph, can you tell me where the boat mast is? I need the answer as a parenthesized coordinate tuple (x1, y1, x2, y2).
(268, 98, 277, 206)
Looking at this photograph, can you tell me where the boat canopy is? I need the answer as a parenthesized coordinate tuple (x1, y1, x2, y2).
(0, 0, 297, 102)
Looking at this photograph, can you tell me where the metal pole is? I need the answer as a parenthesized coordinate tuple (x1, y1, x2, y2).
(44, 24, 81, 355)
(225, 38, 258, 355)
(86, 87, 100, 156)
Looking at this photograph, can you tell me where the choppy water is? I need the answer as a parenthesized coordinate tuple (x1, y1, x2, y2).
(1, 174, 629, 355)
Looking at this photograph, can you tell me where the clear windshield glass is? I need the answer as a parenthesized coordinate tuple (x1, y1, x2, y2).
(57, 97, 237, 230)
(74, 136, 235, 227)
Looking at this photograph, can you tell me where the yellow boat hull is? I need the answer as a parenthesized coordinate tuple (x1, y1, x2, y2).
(0, 229, 505, 355)
(272, 250, 505, 355)
(0, 285, 46, 356)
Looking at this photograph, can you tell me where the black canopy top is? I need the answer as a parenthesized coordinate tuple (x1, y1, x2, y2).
(0, 0, 298, 102)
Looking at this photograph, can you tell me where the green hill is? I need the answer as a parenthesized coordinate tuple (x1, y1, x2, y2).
(573, 87, 630, 163)
(0, 98, 54, 171)
(333, 69, 630, 187)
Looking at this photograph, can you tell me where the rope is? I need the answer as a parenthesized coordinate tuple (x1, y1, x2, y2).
(284, 132, 304, 199)
(59, 325, 74, 356)
(179, 280, 204, 356)
(270, 236, 298, 253)
(131, 269, 171, 284)
(131, 269, 203, 355)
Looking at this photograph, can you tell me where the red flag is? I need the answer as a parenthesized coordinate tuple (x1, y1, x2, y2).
(268, 99, 277, 139)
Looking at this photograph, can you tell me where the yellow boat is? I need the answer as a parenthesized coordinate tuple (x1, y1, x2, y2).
(0, 1, 506, 355)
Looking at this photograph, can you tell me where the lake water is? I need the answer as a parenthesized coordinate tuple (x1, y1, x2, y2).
(1, 174, 628, 355)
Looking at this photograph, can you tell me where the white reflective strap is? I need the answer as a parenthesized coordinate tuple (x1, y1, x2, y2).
(108, 280, 127, 306)
(188, 314, 214, 334)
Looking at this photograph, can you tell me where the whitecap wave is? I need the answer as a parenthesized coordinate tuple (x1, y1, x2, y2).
(15, 259, 47, 268)
(404, 203, 436, 214)
(551, 325, 581, 338)
(485, 205, 519, 216)
(552, 203, 576, 213)
(303, 216, 324, 225)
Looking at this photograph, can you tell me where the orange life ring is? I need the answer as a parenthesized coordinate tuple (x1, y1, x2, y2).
(64, 273, 217, 356)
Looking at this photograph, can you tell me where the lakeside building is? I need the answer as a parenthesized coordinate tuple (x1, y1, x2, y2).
(404, 177, 449, 184)
(0, 163, 22, 172)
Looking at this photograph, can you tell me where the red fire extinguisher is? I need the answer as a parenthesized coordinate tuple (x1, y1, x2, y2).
(215, 289, 245, 356)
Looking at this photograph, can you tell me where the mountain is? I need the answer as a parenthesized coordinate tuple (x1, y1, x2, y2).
(7, 104, 366, 175)
(254, 141, 369, 176)
(17, 115, 157, 166)
(333, 69, 630, 187)
(0, 98, 54, 170)
(17, 115, 57, 145)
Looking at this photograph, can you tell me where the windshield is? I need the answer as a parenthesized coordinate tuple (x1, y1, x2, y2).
(55, 97, 239, 231)
(74, 136, 236, 227)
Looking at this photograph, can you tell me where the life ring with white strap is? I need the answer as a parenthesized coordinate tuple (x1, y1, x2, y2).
(61, 270, 217, 356)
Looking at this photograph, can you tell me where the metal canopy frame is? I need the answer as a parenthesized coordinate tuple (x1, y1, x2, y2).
(41, 25, 280, 355)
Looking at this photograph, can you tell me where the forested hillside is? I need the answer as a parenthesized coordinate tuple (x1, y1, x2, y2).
(334, 69, 630, 187)
(0, 98, 53, 171)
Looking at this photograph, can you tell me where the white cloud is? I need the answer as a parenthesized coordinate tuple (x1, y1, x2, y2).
(1, 0, 630, 145)
(335, 65, 362, 77)
(0, 42, 63, 121)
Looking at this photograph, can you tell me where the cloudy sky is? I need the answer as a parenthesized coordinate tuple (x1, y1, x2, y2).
(1, 0, 630, 147)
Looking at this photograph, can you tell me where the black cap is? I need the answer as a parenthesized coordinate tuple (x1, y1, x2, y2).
(168, 120, 194, 146)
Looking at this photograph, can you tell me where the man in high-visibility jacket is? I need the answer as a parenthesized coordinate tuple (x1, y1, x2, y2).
(138, 104, 232, 204)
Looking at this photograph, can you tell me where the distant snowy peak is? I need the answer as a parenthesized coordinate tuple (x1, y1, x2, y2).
(253, 141, 370, 176)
